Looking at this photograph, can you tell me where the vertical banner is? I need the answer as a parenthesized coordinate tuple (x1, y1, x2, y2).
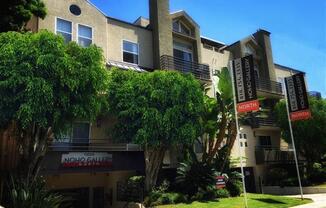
(231, 55, 259, 113)
(285, 73, 311, 121)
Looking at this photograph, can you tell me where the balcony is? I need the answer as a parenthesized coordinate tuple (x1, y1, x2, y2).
(255, 146, 304, 165)
(160, 55, 211, 81)
(49, 139, 142, 152)
(256, 77, 283, 95)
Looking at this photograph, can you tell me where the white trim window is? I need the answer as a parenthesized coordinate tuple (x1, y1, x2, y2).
(123, 40, 139, 64)
(78, 24, 92, 47)
(56, 18, 72, 44)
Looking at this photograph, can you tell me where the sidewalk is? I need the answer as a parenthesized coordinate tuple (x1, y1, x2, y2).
(287, 193, 326, 208)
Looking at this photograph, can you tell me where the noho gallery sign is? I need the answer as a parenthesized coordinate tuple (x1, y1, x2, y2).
(61, 152, 113, 168)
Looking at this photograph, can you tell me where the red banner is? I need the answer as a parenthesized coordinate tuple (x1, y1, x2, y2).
(290, 109, 311, 121)
(237, 100, 260, 113)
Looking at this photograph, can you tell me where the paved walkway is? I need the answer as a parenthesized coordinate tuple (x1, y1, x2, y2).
(287, 193, 326, 208)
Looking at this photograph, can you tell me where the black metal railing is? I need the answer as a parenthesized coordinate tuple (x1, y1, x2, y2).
(49, 139, 142, 152)
(255, 146, 304, 164)
(256, 77, 283, 95)
(160, 55, 211, 81)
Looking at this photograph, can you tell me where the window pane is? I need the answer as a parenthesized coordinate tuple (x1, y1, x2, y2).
(57, 18, 72, 33)
(78, 25, 92, 38)
(123, 52, 138, 64)
(123, 41, 138, 54)
(72, 122, 90, 143)
(78, 37, 92, 47)
(57, 31, 72, 43)
(173, 21, 179, 32)
(180, 23, 190, 35)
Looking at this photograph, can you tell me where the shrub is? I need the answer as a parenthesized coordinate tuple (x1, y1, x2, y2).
(9, 176, 69, 208)
(226, 179, 243, 197)
(215, 188, 230, 198)
(266, 168, 288, 185)
(144, 192, 187, 206)
(176, 160, 217, 196)
(308, 163, 326, 183)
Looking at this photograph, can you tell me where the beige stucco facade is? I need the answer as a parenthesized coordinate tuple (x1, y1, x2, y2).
(38, 0, 108, 59)
(107, 18, 153, 68)
(26, 0, 308, 202)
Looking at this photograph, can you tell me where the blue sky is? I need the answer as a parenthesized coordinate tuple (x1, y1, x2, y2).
(90, 0, 326, 97)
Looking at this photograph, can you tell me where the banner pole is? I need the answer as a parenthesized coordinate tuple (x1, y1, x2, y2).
(229, 61, 248, 208)
(283, 81, 304, 200)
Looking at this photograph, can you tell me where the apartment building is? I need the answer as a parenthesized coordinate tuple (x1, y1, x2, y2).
(23, 0, 307, 207)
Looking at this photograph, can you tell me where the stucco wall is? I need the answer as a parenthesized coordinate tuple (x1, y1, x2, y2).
(39, 0, 108, 59)
(107, 19, 153, 69)
(201, 45, 231, 98)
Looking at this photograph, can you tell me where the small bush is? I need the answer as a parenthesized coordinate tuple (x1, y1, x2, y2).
(226, 180, 243, 197)
(266, 168, 288, 186)
(215, 188, 230, 198)
(308, 163, 326, 183)
(144, 192, 187, 206)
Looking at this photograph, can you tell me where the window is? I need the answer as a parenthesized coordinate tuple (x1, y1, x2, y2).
(259, 136, 272, 147)
(56, 18, 72, 43)
(72, 122, 90, 144)
(172, 20, 191, 36)
(173, 41, 193, 61)
(277, 77, 285, 94)
(78, 24, 92, 47)
(70, 4, 81, 16)
(239, 134, 242, 139)
(123, 40, 139, 64)
(245, 142, 248, 147)
(243, 134, 247, 139)
(240, 142, 243, 147)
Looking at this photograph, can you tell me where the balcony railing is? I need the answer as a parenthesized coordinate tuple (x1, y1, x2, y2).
(160, 55, 211, 81)
(255, 146, 304, 165)
(49, 139, 142, 152)
(256, 77, 283, 95)
(251, 116, 278, 128)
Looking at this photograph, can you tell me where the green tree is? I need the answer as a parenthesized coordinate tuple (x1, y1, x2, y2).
(275, 97, 326, 170)
(0, 31, 108, 176)
(201, 67, 237, 171)
(0, 0, 46, 32)
(106, 69, 204, 191)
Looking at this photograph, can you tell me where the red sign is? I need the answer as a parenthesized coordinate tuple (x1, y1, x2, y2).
(216, 176, 226, 189)
(290, 109, 311, 121)
(61, 152, 113, 168)
(237, 100, 260, 113)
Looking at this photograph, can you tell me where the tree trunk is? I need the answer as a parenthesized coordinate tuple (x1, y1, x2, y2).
(220, 120, 237, 172)
(144, 145, 166, 192)
(206, 114, 227, 164)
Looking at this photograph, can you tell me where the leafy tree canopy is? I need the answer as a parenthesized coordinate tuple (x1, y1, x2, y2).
(0, 30, 108, 134)
(107, 69, 205, 191)
(275, 97, 326, 164)
(0, 0, 46, 32)
(107, 68, 204, 148)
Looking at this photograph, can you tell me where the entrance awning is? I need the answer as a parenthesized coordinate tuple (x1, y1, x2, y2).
(107, 60, 146, 72)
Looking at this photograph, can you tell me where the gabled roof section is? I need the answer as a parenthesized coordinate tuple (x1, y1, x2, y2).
(170, 10, 199, 28)
(86, 0, 107, 17)
(274, 63, 305, 74)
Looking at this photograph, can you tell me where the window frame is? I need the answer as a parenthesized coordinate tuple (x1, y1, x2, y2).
(55, 17, 73, 43)
(71, 121, 91, 144)
(122, 39, 140, 65)
(172, 20, 192, 36)
(173, 41, 193, 62)
(77, 23, 93, 47)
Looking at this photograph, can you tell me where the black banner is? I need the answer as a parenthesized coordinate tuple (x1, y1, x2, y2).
(232, 55, 257, 104)
(285, 73, 309, 113)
